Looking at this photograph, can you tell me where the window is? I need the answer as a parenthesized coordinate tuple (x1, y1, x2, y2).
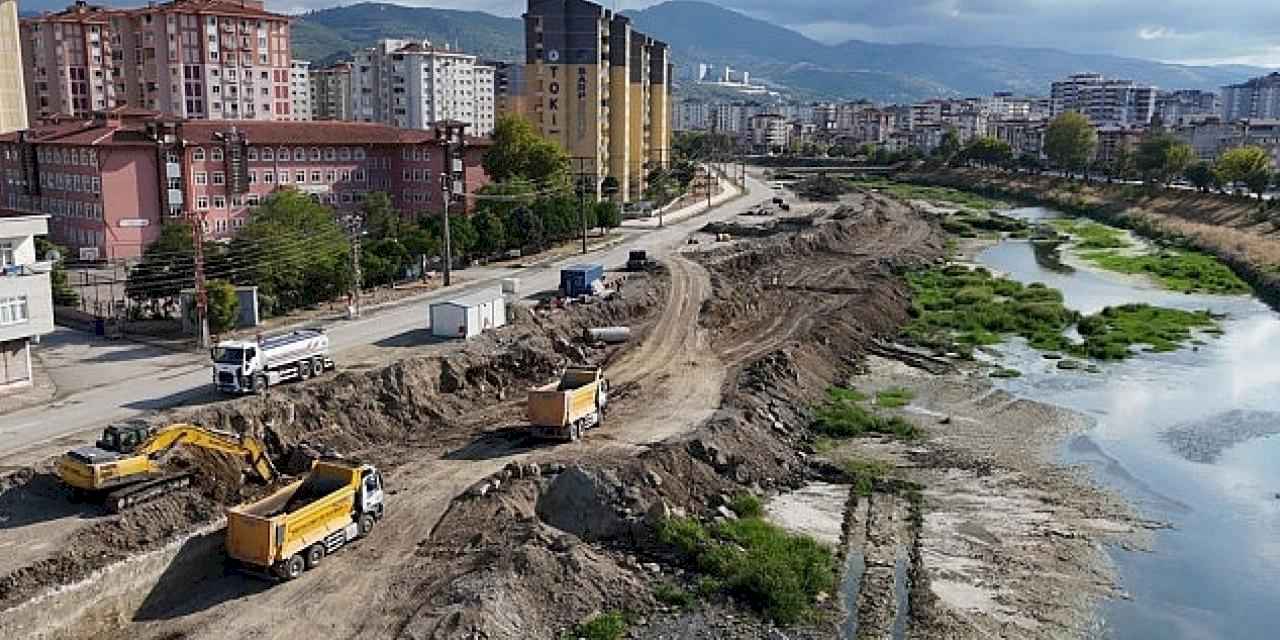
(192, 147, 205, 161)
(354, 169, 365, 181)
(353, 148, 365, 160)
(212, 172, 225, 185)
(231, 195, 242, 207)
(261, 147, 273, 161)
(247, 194, 260, 205)
(310, 147, 321, 161)
(212, 196, 225, 208)
(0, 296, 29, 326)
(293, 147, 305, 161)
(247, 170, 257, 184)
(262, 171, 274, 183)
(90, 176, 101, 193)
(211, 147, 224, 161)
(311, 171, 321, 183)
(340, 147, 350, 161)
(277, 171, 289, 183)
(324, 148, 336, 161)
(0, 242, 13, 266)
(295, 171, 306, 183)
(194, 172, 207, 185)
(196, 196, 209, 209)
(403, 168, 412, 181)
(247, 147, 258, 161)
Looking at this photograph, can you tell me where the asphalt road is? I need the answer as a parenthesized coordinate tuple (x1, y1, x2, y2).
(0, 174, 771, 462)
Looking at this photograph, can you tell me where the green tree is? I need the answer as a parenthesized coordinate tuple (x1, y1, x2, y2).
(594, 200, 621, 232)
(506, 206, 545, 251)
(361, 191, 402, 240)
(126, 222, 196, 302)
(935, 129, 962, 164)
(963, 136, 1013, 168)
(1103, 146, 1135, 183)
(471, 210, 507, 257)
(1044, 112, 1098, 177)
(1217, 146, 1274, 200)
(1184, 161, 1222, 193)
(229, 190, 352, 312)
(1136, 133, 1195, 185)
(206, 279, 240, 334)
(361, 238, 410, 287)
(483, 114, 569, 184)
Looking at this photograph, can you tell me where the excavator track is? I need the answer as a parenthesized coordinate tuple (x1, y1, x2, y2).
(105, 472, 195, 513)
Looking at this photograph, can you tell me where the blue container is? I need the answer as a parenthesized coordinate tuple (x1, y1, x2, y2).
(560, 264, 604, 297)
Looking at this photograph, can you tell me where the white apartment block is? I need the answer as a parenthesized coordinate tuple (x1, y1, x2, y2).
(309, 62, 352, 121)
(1050, 73, 1155, 125)
(289, 59, 310, 120)
(1222, 73, 1280, 122)
(0, 214, 55, 391)
(351, 39, 496, 136)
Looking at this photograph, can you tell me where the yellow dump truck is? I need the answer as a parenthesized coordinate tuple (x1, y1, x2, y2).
(527, 366, 609, 441)
(225, 459, 385, 580)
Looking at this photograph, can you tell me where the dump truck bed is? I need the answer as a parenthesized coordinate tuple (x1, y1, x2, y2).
(226, 461, 360, 569)
(526, 370, 600, 428)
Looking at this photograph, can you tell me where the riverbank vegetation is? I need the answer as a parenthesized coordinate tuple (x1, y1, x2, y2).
(904, 266, 1219, 360)
(847, 177, 1002, 210)
(1080, 249, 1251, 295)
(813, 387, 920, 439)
(1049, 219, 1129, 249)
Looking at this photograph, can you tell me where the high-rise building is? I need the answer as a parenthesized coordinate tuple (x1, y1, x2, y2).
(1050, 73, 1155, 125)
(1221, 72, 1280, 121)
(487, 60, 527, 119)
(0, 0, 29, 134)
(21, 0, 294, 121)
(1153, 89, 1219, 125)
(350, 39, 496, 136)
(523, 0, 671, 202)
(309, 62, 352, 121)
(289, 59, 310, 121)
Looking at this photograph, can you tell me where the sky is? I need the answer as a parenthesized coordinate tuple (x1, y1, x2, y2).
(20, 0, 1280, 67)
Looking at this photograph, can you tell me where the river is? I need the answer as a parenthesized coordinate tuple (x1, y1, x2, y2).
(974, 206, 1280, 639)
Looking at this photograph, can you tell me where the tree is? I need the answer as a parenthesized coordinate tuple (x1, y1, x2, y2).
(1184, 161, 1222, 193)
(206, 280, 240, 334)
(1135, 133, 1195, 185)
(594, 200, 621, 232)
(1217, 146, 1274, 200)
(36, 237, 79, 307)
(484, 114, 569, 184)
(963, 136, 1013, 168)
(229, 190, 352, 312)
(362, 192, 403, 240)
(471, 210, 507, 257)
(126, 222, 195, 302)
(361, 238, 410, 287)
(1044, 112, 1098, 177)
(935, 129, 962, 164)
(1103, 146, 1134, 183)
(506, 206, 545, 251)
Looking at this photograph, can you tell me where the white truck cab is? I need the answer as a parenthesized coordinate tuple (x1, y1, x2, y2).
(212, 329, 334, 394)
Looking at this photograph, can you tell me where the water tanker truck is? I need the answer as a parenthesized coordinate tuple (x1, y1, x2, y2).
(212, 329, 334, 394)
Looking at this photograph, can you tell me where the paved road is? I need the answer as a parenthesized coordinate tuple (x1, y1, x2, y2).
(0, 174, 770, 462)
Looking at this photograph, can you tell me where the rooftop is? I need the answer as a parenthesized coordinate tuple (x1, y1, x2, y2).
(179, 120, 492, 146)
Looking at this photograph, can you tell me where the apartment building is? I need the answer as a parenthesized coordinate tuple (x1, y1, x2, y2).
(0, 109, 491, 259)
(20, 0, 294, 121)
(747, 114, 789, 154)
(488, 60, 526, 119)
(309, 62, 352, 121)
(674, 98, 711, 131)
(523, 0, 672, 202)
(0, 214, 55, 390)
(350, 39, 496, 136)
(1222, 73, 1280, 121)
(288, 59, 310, 121)
(1154, 89, 1219, 126)
(847, 108, 896, 145)
(0, 0, 29, 134)
(1050, 73, 1155, 125)
(1174, 118, 1280, 165)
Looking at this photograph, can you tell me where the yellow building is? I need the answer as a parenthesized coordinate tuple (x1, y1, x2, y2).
(0, 0, 28, 134)
(523, 0, 671, 202)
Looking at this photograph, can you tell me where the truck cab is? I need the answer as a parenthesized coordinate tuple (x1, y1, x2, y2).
(212, 339, 262, 393)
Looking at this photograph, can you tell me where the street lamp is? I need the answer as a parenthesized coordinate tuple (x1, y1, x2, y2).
(434, 120, 468, 287)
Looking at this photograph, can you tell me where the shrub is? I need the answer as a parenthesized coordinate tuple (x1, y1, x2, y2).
(842, 458, 891, 496)
(206, 280, 240, 334)
(653, 583, 694, 608)
(563, 612, 628, 640)
(729, 493, 764, 519)
(875, 387, 915, 408)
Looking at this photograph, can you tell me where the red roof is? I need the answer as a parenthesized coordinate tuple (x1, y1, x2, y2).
(179, 120, 491, 147)
(147, 0, 286, 20)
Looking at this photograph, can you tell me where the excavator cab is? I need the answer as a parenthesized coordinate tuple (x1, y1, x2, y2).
(95, 421, 157, 454)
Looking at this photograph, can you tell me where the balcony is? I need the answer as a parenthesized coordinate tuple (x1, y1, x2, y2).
(0, 268, 54, 341)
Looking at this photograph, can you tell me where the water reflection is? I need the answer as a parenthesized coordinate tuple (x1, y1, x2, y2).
(973, 207, 1280, 639)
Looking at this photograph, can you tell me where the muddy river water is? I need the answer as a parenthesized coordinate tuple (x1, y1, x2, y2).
(977, 206, 1280, 639)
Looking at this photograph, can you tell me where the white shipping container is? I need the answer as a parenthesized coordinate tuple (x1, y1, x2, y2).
(429, 289, 507, 339)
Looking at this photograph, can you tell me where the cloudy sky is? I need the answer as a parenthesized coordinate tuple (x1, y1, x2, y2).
(23, 0, 1280, 66)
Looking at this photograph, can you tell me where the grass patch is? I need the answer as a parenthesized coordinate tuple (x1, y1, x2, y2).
(1050, 219, 1130, 249)
(904, 267, 1220, 360)
(729, 493, 764, 519)
(989, 367, 1022, 378)
(841, 457, 892, 496)
(1079, 249, 1251, 295)
(875, 387, 915, 408)
(562, 612, 628, 640)
(813, 436, 838, 453)
(653, 582, 694, 609)
(826, 386, 868, 403)
(658, 517, 836, 625)
(848, 178, 1002, 210)
(814, 387, 920, 440)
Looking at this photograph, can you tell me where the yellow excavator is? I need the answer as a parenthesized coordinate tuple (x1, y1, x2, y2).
(57, 421, 277, 512)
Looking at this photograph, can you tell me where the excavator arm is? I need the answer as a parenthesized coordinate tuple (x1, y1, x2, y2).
(138, 424, 277, 483)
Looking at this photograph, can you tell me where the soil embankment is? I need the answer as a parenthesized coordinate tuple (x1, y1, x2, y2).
(900, 169, 1280, 307)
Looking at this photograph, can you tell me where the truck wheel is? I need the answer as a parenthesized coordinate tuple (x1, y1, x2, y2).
(569, 422, 582, 442)
(253, 374, 268, 395)
(311, 356, 325, 376)
(298, 360, 312, 380)
(281, 554, 305, 580)
(359, 514, 376, 537)
(305, 544, 324, 569)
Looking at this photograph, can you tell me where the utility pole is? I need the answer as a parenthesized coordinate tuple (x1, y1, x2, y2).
(571, 156, 595, 254)
(436, 121, 468, 287)
(348, 212, 363, 319)
(192, 214, 209, 349)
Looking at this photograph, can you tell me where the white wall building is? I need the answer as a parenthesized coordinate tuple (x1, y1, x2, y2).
(1222, 73, 1280, 122)
(0, 214, 55, 391)
(351, 39, 496, 136)
(1050, 73, 1155, 125)
(289, 59, 311, 121)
